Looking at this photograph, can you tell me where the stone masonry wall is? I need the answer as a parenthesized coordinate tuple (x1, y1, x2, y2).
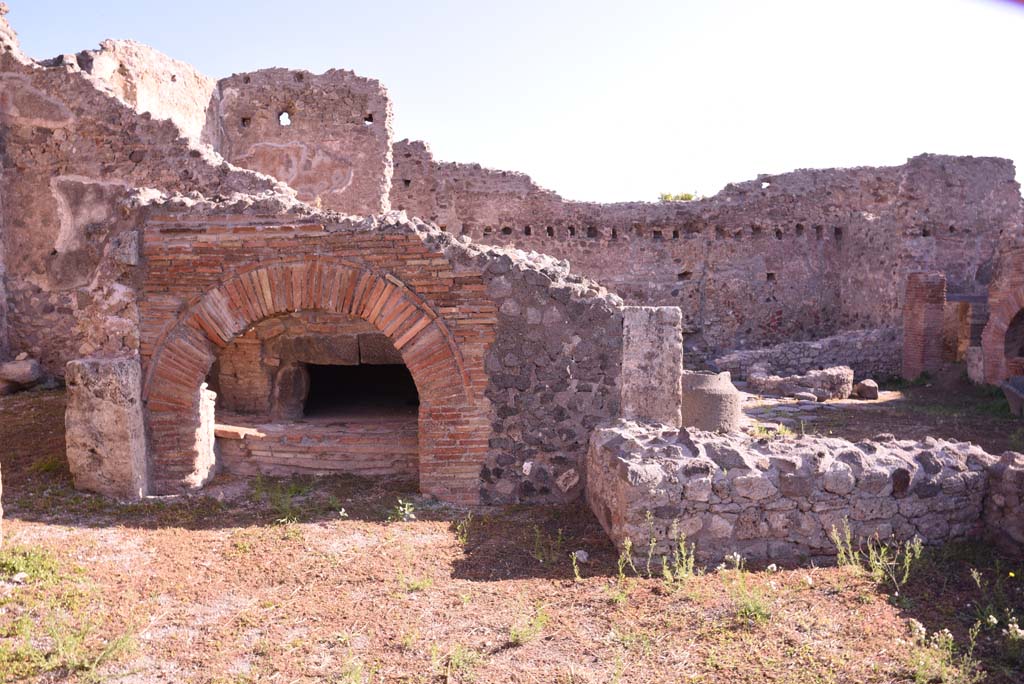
(448, 242, 624, 504)
(74, 38, 218, 145)
(713, 327, 901, 381)
(215, 68, 393, 216)
(0, 9, 286, 373)
(984, 452, 1024, 555)
(586, 419, 994, 566)
(392, 140, 1021, 367)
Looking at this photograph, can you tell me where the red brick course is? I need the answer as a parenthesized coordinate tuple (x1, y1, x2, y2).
(981, 248, 1024, 384)
(902, 272, 946, 380)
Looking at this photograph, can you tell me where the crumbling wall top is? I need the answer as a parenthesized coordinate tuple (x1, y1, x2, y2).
(216, 68, 394, 215)
(76, 39, 218, 145)
(0, 3, 28, 65)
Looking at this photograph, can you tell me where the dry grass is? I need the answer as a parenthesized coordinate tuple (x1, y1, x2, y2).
(0, 389, 1020, 683)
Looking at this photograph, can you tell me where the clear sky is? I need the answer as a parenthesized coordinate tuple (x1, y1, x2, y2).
(6, 0, 1024, 202)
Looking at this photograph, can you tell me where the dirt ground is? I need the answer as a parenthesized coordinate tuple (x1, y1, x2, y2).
(0, 384, 1022, 683)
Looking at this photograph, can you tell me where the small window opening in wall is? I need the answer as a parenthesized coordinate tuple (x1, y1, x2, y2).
(653, 230, 664, 240)
(501, 226, 512, 235)
(524, 225, 532, 236)
(949, 225, 956, 234)
(922, 226, 932, 237)
(364, 113, 374, 125)
(751, 225, 763, 238)
(402, 179, 411, 188)
(677, 271, 693, 281)
(439, 225, 448, 232)
(766, 272, 776, 282)
(774, 228, 783, 240)
(546, 226, 554, 237)
(568, 226, 577, 237)
(240, 117, 251, 128)
(294, 72, 304, 82)
(814, 225, 824, 240)
(611, 228, 618, 240)
(795, 223, 805, 236)
(242, 75, 251, 84)
(461, 225, 470, 235)
(672, 230, 680, 239)
(278, 111, 292, 126)
(587, 226, 598, 238)
(483, 226, 493, 235)
(715, 226, 726, 241)
(833, 226, 843, 240)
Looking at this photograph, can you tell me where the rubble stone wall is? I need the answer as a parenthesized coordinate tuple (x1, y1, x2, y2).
(392, 141, 1021, 367)
(713, 327, 901, 381)
(455, 243, 624, 504)
(75, 38, 218, 145)
(586, 420, 994, 566)
(216, 69, 393, 216)
(0, 10, 284, 373)
(983, 453, 1024, 555)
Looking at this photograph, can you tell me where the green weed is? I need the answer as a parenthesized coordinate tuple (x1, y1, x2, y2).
(508, 604, 550, 646)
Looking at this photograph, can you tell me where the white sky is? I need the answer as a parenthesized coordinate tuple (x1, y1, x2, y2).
(10, 0, 1024, 201)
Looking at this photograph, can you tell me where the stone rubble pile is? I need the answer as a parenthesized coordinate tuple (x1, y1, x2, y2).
(713, 327, 901, 381)
(747, 363, 854, 401)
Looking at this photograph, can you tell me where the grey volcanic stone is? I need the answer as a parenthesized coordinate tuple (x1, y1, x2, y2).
(0, 358, 41, 386)
(585, 419, 997, 567)
(854, 379, 880, 400)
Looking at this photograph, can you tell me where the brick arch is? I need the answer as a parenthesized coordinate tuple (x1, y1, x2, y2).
(143, 258, 487, 503)
(981, 294, 1024, 384)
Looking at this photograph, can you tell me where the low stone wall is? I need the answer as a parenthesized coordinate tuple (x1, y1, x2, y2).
(984, 452, 1024, 555)
(713, 327, 900, 381)
(747, 364, 854, 401)
(586, 420, 992, 566)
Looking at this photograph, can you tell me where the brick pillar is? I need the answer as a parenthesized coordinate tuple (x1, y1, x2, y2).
(902, 272, 947, 380)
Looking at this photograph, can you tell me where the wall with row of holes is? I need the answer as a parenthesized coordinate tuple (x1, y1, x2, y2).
(391, 141, 1020, 364)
